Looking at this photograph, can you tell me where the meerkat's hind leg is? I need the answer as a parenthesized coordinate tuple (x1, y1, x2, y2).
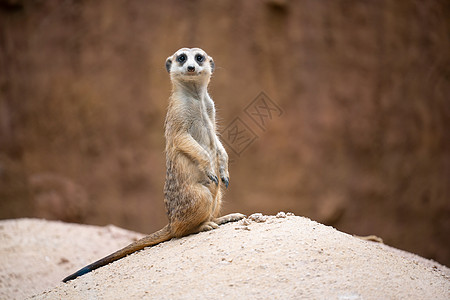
(198, 221, 219, 232)
(214, 213, 246, 225)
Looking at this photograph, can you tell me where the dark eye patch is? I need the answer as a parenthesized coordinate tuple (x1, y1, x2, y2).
(176, 54, 187, 65)
(195, 54, 205, 65)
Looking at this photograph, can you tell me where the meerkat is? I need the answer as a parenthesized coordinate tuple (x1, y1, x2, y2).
(62, 48, 245, 283)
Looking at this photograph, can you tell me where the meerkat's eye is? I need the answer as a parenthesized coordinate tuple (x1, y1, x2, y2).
(195, 54, 205, 63)
(177, 54, 187, 63)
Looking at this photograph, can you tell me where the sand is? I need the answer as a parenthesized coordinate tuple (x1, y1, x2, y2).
(0, 215, 448, 299)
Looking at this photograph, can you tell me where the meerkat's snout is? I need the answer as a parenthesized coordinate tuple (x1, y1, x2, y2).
(187, 65, 196, 73)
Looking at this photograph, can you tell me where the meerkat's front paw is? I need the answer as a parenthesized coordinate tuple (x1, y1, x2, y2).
(221, 176, 229, 188)
(206, 171, 219, 186)
(204, 162, 219, 185)
(219, 168, 230, 188)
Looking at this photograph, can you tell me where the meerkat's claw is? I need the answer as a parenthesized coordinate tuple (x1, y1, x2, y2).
(221, 176, 229, 188)
(207, 173, 219, 185)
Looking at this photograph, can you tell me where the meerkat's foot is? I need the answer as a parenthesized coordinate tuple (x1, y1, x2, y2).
(355, 235, 384, 243)
(214, 213, 246, 225)
(198, 221, 219, 232)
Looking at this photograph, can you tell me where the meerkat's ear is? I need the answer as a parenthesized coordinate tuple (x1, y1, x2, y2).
(209, 58, 215, 74)
(165, 57, 172, 73)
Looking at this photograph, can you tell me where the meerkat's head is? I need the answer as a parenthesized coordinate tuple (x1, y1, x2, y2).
(165, 48, 215, 83)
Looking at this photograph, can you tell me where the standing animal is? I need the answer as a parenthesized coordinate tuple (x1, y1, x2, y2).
(62, 48, 244, 283)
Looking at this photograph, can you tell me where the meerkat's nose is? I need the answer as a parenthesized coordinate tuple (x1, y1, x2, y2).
(187, 65, 195, 72)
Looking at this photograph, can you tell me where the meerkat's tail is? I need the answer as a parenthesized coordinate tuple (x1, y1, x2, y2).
(62, 224, 172, 283)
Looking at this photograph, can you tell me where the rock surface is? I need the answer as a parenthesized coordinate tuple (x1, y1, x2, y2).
(0, 216, 448, 299)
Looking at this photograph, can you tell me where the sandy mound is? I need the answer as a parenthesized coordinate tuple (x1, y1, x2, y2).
(1, 216, 448, 299)
(0, 218, 144, 299)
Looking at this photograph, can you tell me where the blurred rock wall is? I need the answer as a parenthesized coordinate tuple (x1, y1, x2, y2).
(0, 0, 449, 265)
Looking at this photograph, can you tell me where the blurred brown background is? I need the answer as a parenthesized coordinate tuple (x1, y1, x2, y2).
(0, 1, 449, 266)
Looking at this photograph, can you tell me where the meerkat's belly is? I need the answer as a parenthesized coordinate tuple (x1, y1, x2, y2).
(189, 119, 217, 158)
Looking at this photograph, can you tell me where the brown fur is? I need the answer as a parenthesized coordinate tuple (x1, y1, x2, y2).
(62, 48, 244, 283)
